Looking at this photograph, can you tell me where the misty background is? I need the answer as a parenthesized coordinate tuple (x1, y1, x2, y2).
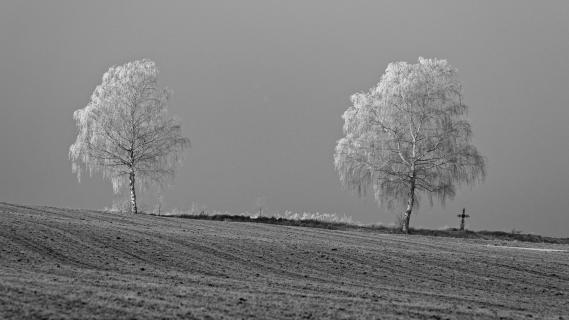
(1, 1, 568, 236)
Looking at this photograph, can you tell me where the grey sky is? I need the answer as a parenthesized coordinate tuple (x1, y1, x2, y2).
(1, 1, 568, 236)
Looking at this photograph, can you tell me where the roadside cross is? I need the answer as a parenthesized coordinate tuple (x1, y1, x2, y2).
(457, 208, 470, 231)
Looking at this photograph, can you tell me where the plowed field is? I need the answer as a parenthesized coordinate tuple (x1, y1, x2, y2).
(1, 203, 568, 319)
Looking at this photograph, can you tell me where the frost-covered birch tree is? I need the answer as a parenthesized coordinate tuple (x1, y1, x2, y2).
(69, 59, 190, 214)
(334, 58, 485, 233)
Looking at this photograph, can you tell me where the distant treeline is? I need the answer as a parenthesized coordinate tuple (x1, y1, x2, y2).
(157, 212, 569, 245)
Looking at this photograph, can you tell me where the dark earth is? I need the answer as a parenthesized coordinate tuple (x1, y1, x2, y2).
(1, 202, 568, 319)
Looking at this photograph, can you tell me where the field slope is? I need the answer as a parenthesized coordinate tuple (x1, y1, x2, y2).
(1, 202, 568, 319)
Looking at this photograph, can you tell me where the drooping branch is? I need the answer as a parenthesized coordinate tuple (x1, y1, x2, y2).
(334, 57, 485, 231)
(70, 59, 191, 209)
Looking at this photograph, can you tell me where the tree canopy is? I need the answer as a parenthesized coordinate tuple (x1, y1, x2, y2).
(69, 59, 190, 213)
(334, 57, 485, 232)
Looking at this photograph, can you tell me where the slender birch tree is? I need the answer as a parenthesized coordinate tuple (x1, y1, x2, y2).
(69, 59, 190, 214)
(334, 58, 485, 233)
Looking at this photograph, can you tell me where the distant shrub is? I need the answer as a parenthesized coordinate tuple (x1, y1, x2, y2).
(154, 207, 569, 244)
(163, 207, 360, 225)
(276, 211, 358, 225)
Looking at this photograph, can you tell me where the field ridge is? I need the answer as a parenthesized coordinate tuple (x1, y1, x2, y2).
(160, 211, 569, 244)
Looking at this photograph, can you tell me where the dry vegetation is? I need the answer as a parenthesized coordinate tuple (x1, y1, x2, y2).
(163, 211, 569, 245)
(1, 202, 568, 319)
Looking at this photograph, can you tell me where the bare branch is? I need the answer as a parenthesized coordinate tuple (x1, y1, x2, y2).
(69, 59, 191, 209)
(334, 57, 485, 227)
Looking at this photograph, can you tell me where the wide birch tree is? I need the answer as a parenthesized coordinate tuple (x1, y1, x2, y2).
(69, 59, 190, 214)
(334, 58, 485, 233)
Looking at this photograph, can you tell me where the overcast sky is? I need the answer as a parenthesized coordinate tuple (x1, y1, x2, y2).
(1, 0, 568, 236)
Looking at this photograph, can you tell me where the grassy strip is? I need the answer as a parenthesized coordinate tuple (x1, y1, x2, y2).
(160, 213, 569, 245)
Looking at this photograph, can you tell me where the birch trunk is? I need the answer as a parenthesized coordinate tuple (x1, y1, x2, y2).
(402, 174, 416, 233)
(129, 171, 137, 214)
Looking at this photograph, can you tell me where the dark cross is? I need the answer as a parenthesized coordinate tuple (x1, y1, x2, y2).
(457, 208, 470, 231)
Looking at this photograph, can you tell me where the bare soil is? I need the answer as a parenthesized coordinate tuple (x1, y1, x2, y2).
(1, 202, 568, 319)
